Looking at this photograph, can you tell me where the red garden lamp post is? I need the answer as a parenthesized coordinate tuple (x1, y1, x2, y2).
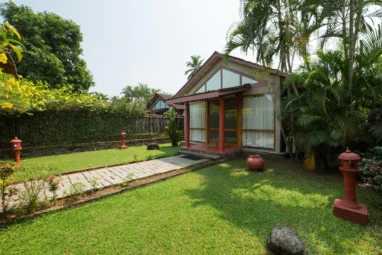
(333, 147, 368, 225)
(119, 132, 127, 150)
(10, 136, 22, 164)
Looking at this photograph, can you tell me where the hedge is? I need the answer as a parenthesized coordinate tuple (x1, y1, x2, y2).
(0, 110, 184, 150)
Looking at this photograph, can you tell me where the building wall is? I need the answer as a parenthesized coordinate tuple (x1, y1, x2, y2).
(186, 59, 283, 153)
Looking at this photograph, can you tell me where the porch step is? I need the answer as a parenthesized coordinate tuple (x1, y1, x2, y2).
(179, 150, 222, 160)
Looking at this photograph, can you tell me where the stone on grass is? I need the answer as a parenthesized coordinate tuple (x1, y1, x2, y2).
(147, 143, 159, 150)
(267, 225, 305, 255)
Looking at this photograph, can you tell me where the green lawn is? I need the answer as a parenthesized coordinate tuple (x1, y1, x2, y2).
(11, 143, 180, 180)
(1, 158, 381, 254)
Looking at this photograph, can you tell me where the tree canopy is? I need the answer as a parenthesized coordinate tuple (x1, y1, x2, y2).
(121, 83, 160, 105)
(0, 1, 94, 92)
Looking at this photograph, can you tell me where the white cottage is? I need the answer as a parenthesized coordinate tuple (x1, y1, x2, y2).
(166, 52, 286, 155)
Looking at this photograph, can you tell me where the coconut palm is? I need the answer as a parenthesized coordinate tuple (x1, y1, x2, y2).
(226, 0, 328, 74)
(185, 55, 204, 80)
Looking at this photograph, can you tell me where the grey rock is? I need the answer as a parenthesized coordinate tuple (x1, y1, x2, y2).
(147, 143, 159, 150)
(267, 225, 305, 255)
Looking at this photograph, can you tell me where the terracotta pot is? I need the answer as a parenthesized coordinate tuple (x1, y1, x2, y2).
(247, 155, 264, 170)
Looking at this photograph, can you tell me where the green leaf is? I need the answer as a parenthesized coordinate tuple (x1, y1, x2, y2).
(9, 43, 22, 62)
(4, 21, 21, 40)
(7, 39, 24, 48)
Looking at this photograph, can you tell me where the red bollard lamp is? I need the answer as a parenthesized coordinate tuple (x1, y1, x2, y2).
(10, 136, 22, 164)
(119, 132, 127, 150)
(333, 147, 368, 225)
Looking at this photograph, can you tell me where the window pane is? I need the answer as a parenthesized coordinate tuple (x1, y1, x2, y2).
(209, 101, 220, 128)
(153, 101, 161, 109)
(196, 85, 205, 94)
(191, 130, 205, 142)
(242, 76, 256, 85)
(242, 95, 274, 149)
(225, 131, 237, 144)
(210, 130, 219, 143)
(206, 71, 221, 91)
(224, 100, 237, 129)
(222, 69, 240, 88)
(243, 131, 273, 149)
(190, 102, 205, 128)
(243, 95, 274, 130)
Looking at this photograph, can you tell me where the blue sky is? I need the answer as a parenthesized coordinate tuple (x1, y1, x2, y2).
(9, 0, 257, 96)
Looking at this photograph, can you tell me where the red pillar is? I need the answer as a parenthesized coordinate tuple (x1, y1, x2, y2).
(185, 102, 190, 148)
(218, 97, 225, 152)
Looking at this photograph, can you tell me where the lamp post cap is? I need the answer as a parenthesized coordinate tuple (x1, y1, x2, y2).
(338, 147, 360, 161)
(10, 137, 21, 143)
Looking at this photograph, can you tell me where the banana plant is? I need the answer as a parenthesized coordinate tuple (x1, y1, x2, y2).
(0, 21, 24, 63)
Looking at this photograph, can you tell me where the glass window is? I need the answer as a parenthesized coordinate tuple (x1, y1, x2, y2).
(209, 102, 220, 128)
(191, 130, 205, 142)
(190, 102, 206, 142)
(242, 76, 256, 85)
(222, 69, 240, 88)
(243, 131, 273, 149)
(206, 71, 221, 91)
(224, 100, 237, 129)
(242, 95, 274, 149)
(195, 85, 205, 94)
(153, 101, 161, 109)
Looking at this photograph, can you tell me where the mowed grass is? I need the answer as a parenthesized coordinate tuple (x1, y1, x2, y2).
(0, 158, 381, 254)
(10, 143, 179, 180)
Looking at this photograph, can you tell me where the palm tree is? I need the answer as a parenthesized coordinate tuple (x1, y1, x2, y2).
(185, 55, 204, 80)
(281, 26, 382, 169)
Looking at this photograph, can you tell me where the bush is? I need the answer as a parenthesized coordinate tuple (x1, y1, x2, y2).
(359, 146, 382, 193)
(165, 107, 182, 146)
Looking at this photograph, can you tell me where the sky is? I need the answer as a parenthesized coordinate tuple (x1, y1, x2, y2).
(8, 0, 257, 97)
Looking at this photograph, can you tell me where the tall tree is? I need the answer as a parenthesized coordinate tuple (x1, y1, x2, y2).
(0, 1, 94, 91)
(185, 55, 204, 79)
(121, 83, 160, 105)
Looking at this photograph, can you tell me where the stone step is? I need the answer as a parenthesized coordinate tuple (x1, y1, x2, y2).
(179, 150, 222, 160)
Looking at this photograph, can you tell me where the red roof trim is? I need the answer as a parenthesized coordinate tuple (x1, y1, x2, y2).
(166, 83, 266, 104)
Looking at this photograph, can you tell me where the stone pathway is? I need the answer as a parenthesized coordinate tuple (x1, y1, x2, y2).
(3, 155, 208, 212)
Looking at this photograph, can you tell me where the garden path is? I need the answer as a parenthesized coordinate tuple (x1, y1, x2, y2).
(3, 155, 208, 212)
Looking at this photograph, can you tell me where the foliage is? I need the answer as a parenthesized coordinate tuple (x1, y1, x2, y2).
(165, 107, 182, 146)
(121, 83, 160, 105)
(18, 178, 46, 213)
(0, 71, 105, 114)
(281, 32, 382, 168)
(45, 175, 61, 204)
(64, 182, 86, 201)
(0, 159, 381, 254)
(185, 55, 204, 79)
(360, 146, 382, 194)
(121, 173, 134, 187)
(88, 177, 100, 192)
(0, 161, 18, 218)
(0, 21, 23, 63)
(108, 96, 146, 115)
(0, 1, 94, 91)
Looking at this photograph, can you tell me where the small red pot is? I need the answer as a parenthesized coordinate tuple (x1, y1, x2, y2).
(247, 155, 264, 170)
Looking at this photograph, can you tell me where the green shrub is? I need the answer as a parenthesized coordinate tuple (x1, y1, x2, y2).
(359, 146, 382, 193)
(165, 108, 182, 146)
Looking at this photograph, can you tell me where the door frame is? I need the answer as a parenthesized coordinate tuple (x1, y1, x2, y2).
(206, 96, 242, 147)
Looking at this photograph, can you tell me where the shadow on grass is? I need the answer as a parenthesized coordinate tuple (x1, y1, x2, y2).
(185, 159, 382, 254)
